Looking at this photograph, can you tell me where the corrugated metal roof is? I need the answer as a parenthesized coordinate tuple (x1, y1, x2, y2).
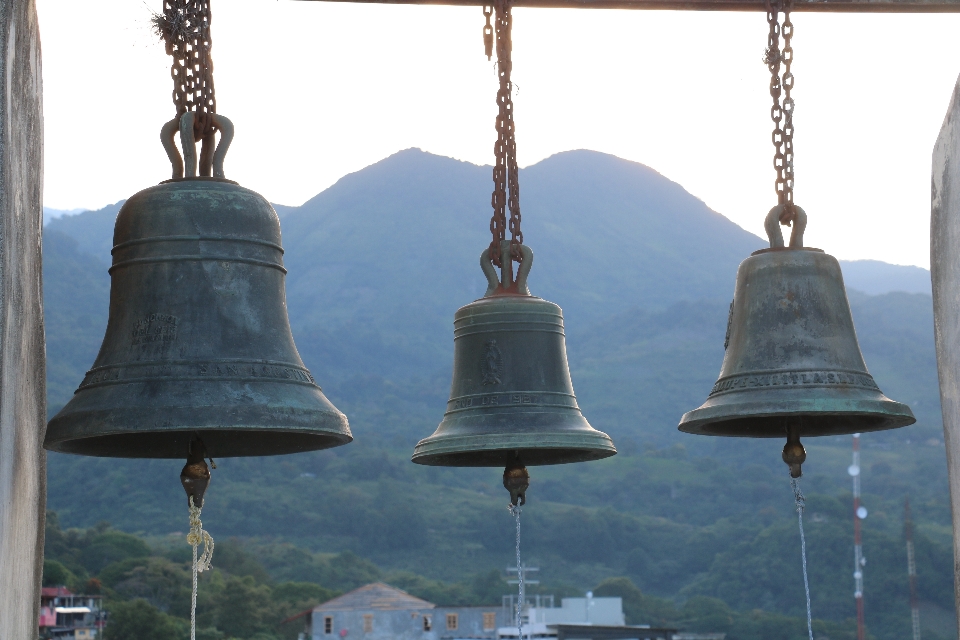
(316, 583, 435, 612)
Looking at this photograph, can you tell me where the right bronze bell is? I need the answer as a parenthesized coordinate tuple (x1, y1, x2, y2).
(679, 205, 915, 474)
(412, 241, 616, 470)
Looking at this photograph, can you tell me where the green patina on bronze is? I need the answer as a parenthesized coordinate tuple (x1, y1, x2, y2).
(45, 178, 351, 458)
(679, 247, 915, 440)
(412, 243, 616, 468)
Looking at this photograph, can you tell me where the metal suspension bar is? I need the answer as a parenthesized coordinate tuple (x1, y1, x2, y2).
(292, 0, 960, 13)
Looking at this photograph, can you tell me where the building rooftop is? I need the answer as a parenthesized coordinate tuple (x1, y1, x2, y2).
(315, 582, 436, 612)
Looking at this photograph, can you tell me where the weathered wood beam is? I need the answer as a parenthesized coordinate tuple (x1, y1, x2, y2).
(0, 0, 46, 638)
(294, 0, 960, 12)
(932, 73, 960, 639)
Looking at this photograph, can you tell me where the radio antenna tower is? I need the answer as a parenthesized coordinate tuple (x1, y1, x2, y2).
(848, 434, 867, 640)
(905, 498, 921, 640)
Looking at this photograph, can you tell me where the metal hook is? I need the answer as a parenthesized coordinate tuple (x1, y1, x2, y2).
(481, 243, 534, 297)
(764, 204, 807, 249)
(162, 112, 234, 180)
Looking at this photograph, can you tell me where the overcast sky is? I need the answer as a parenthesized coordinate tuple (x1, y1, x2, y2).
(36, 0, 960, 268)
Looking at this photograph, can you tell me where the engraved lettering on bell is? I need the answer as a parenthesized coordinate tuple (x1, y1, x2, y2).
(79, 360, 318, 390)
(709, 370, 881, 396)
(132, 313, 180, 346)
(481, 340, 503, 385)
(450, 393, 547, 411)
(723, 300, 734, 350)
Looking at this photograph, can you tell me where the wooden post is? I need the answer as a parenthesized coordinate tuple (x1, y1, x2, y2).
(932, 73, 960, 638)
(0, 0, 45, 637)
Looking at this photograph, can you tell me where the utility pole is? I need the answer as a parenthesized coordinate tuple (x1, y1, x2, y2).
(505, 565, 541, 626)
(905, 498, 922, 640)
(849, 434, 867, 640)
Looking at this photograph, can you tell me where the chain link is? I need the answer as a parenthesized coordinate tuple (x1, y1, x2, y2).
(483, 6, 494, 60)
(489, 0, 523, 271)
(154, 1, 217, 142)
(764, 0, 795, 219)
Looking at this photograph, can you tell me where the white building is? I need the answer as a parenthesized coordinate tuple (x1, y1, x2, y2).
(499, 594, 627, 640)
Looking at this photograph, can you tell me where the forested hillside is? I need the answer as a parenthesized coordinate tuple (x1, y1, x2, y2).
(42, 150, 955, 640)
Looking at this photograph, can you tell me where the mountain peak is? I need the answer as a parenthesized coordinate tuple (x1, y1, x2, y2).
(530, 148, 660, 175)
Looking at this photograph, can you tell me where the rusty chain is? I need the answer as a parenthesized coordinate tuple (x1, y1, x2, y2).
(488, 0, 523, 271)
(483, 6, 494, 60)
(154, 1, 217, 143)
(764, 0, 795, 223)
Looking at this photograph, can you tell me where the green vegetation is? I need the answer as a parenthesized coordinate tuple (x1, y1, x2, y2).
(46, 514, 373, 639)
(42, 150, 956, 640)
(46, 515, 875, 640)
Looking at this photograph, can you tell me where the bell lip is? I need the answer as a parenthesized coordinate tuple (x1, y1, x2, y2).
(411, 430, 617, 467)
(44, 427, 352, 458)
(45, 385, 352, 458)
(677, 398, 916, 438)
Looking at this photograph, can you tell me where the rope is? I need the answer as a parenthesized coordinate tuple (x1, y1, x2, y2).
(791, 477, 813, 640)
(507, 502, 524, 640)
(187, 497, 214, 640)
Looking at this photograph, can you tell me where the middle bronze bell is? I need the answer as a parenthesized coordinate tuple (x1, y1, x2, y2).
(412, 241, 616, 467)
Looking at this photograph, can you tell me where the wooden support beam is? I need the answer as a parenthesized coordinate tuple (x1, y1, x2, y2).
(294, 0, 960, 12)
(0, 0, 46, 638)
(932, 72, 960, 640)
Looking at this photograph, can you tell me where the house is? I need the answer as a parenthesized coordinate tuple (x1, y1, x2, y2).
(39, 586, 104, 640)
(307, 582, 507, 640)
(304, 583, 675, 640)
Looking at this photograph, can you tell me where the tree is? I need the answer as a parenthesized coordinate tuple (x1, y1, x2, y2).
(595, 577, 646, 624)
(103, 599, 186, 640)
(42, 559, 78, 590)
(594, 577, 678, 627)
(679, 596, 734, 633)
(212, 575, 273, 638)
(80, 530, 151, 574)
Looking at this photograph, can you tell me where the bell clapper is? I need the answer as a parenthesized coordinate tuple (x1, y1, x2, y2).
(782, 419, 807, 478)
(181, 437, 215, 640)
(181, 437, 212, 508)
(503, 461, 529, 507)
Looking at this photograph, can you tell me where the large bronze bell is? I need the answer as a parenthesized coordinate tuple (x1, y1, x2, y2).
(44, 175, 351, 458)
(679, 205, 914, 474)
(412, 242, 616, 469)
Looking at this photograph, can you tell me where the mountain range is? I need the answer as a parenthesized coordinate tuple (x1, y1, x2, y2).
(41, 149, 956, 640)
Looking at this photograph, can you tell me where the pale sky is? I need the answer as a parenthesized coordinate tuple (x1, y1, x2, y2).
(36, 0, 960, 268)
